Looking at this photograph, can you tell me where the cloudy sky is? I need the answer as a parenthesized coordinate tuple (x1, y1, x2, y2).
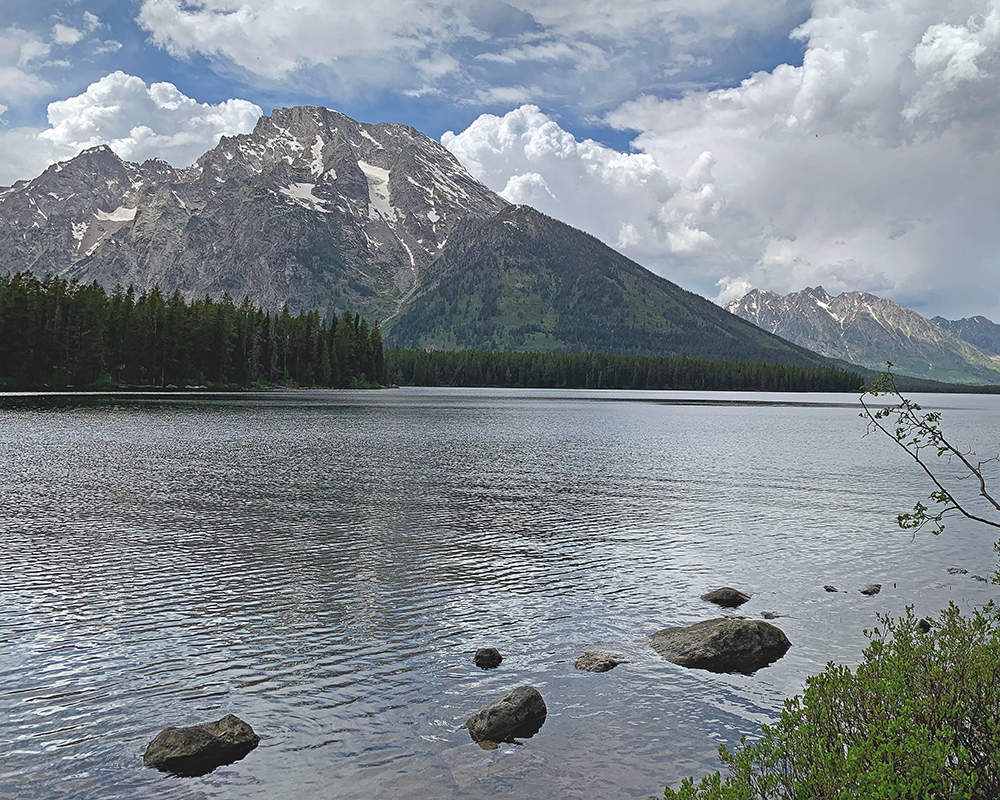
(3, 1, 998, 319)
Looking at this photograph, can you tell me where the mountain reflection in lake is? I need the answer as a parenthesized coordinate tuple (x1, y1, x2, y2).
(1, 387, 997, 800)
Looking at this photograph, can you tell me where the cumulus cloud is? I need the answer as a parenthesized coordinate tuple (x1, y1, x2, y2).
(445, 0, 1000, 320)
(443, 105, 692, 259)
(0, 72, 261, 185)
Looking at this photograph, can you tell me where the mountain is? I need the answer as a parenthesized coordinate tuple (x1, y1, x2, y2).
(0, 106, 505, 320)
(1, 105, 833, 367)
(725, 287, 1000, 384)
(931, 316, 1000, 357)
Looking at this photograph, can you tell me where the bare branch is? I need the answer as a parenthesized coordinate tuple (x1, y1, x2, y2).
(859, 365, 1000, 535)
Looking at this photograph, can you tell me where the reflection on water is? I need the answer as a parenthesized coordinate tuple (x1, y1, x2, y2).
(1, 388, 998, 799)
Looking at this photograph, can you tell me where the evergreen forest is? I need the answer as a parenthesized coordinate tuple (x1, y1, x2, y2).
(384, 347, 863, 392)
(0, 272, 385, 389)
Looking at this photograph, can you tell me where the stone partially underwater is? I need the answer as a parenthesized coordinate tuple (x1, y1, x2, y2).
(465, 686, 547, 746)
(143, 714, 260, 776)
(650, 618, 791, 674)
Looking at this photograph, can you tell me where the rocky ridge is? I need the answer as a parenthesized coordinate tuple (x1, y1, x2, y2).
(725, 286, 1000, 384)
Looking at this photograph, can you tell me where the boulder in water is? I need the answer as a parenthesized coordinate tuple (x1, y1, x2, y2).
(700, 587, 751, 608)
(143, 714, 260, 776)
(573, 651, 628, 672)
(465, 686, 546, 744)
(650, 618, 791, 674)
(474, 647, 503, 669)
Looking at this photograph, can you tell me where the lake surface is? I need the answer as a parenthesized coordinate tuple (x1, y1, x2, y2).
(2, 387, 998, 800)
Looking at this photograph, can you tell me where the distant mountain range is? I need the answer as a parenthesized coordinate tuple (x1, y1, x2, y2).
(725, 287, 1000, 384)
(0, 106, 835, 368)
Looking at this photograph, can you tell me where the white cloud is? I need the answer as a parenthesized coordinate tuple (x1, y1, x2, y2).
(134, 0, 807, 104)
(442, 105, 712, 262)
(82, 12, 103, 33)
(51, 24, 85, 46)
(445, 0, 1000, 320)
(136, 0, 474, 87)
(0, 27, 53, 105)
(0, 72, 261, 186)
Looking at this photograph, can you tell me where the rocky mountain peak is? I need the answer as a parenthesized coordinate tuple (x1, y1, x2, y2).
(0, 105, 509, 316)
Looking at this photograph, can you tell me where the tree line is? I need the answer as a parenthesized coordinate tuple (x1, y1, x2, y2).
(0, 272, 385, 389)
(383, 347, 863, 392)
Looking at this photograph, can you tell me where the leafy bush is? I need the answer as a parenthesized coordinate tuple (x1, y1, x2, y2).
(665, 604, 1000, 800)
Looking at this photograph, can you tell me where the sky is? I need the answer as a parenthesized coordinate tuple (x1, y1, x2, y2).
(2, 0, 999, 320)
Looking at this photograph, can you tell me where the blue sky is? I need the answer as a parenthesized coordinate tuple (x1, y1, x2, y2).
(3, 1, 1000, 320)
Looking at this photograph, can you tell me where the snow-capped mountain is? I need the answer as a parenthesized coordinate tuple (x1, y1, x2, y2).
(725, 287, 1000, 384)
(0, 106, 506, 318)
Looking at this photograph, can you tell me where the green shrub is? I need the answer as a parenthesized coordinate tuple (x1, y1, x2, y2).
(665, 604, 1000, 800)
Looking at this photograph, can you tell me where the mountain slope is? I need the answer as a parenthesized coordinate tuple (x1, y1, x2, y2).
(387, 206, 831, 364)
(725, 287, 1000, 384)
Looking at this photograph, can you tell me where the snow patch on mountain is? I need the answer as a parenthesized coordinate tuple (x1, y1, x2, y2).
(95, 206, 136, 222)
(279, 182, 331, 213)
(358, 161, 397, 223)
(310, 136, 325, 176)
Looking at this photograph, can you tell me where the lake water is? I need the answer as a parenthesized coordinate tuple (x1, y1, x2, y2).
(2, 387, 998, 800)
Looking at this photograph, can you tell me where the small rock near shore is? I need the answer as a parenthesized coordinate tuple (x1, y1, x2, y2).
(823, 585, 839, 593)
(650, 618, 791, 674)
(474, 647, 503, 669)
(947, 567, 968, 575)
(143, 714, 260, 776)
(574, 651, 628, 672)
(859, 584, 882, 596)
(701, 587, 751, 608)
(917, 618, 932, 633)
(465, 686, 547, 744)
(760, 611, 780, 620)
(971, 574, 989, 583)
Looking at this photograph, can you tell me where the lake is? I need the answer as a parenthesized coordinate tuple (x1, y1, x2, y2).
(1, 387, 998, 799)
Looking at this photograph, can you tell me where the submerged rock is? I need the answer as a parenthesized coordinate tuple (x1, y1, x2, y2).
(971, 574, 989, 583)
(474, 647, 503, 669)
(859, 584, 882, 596)
(143, 714, 260, 776)
(823, 585, 839, 593)
(947, 567, 968, 575)
(700, 587, 751, 608)
(573, 651, 628, 672)
(465, 686, 547, 745)
(650, 618, 791, 674)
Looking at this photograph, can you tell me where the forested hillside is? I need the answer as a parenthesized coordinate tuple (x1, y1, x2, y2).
(386, 206, 834, 366)
(0, 272, 385, 389)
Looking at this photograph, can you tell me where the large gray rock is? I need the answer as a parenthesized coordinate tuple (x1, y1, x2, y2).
(650, 618, 791, 674)
(465, 686, 547, 744)
(143, 714, 260, 776)
(701, 587, 751, 608)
